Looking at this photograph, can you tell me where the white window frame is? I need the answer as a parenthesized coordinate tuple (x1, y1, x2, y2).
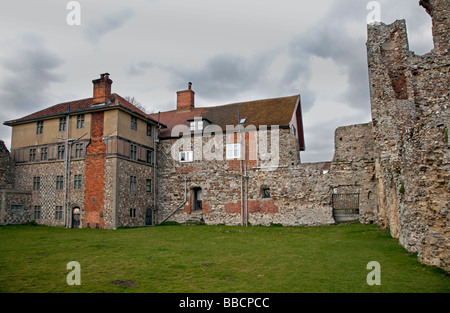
(179, 151, 193, 163)
(189, 120, 203, 132)
(226, 144, 241, 159)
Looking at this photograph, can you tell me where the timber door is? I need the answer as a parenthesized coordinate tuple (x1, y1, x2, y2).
(72, 207, 81, 228)
(145, 209, 153, 226)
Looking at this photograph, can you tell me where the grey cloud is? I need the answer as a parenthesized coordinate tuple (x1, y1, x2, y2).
(0, 33, 64, 148)
(168, 53, 267, 101)
(84, 7, 135, 44)
(0, 33, 64, 117)
(128, 61, 153, 76)
(291, 1, 371, 111)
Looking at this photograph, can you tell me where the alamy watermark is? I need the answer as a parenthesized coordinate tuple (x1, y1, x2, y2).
(66, 261, 81, 285)
(170, 118, 281, 171)
(67, 1, 81, 26)
(367, 1, 381, 24)
(366, 261, 381, 285)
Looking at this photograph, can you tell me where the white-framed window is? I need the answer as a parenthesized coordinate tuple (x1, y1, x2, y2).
(179, 151, 193, 163)
(226, 144, 241, 159)
(189, 120, 203, 132)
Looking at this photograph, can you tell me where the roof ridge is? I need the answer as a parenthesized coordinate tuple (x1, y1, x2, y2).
(148, 94, 299, 116)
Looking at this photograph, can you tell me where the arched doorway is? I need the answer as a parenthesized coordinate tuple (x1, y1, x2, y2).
(72, 207, 81, 228)
(145, 208, 153, 226)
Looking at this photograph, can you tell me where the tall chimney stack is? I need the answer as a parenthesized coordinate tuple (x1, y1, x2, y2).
(176, 82, 195, 111)
(92, 73, 113, 104)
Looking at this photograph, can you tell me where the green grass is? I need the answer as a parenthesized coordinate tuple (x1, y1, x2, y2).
(0, 223, 448, 293)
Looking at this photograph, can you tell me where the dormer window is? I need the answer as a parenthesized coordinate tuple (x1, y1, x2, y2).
(188, 117, 212, 133)
(189, 120, 203, 132)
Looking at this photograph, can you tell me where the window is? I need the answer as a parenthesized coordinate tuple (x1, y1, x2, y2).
(59, 117, 66, 132)
(29, 148, 36, 162)
(146, 150, 152, 164)
(75, 143, 84, 158)
(33, 177, 40, 190)
(179, 151, 193, 163)
(57, 145, 65, 159)
(130, 144, 137, 160)
(36, 121, 43, 134)
(74, 174, 82, 190)
(34, 206, 41, 219)
(147, 123, 152, 136)
(130, 208, 136, 218)
(226, 144, 241, 159)
(146, 179, 152, 192)
(76, 114, 84, 129)
(189, 120, 203, 132)
(131, 116, 138, 131)
(11, 205, 23, 211)
(56, 175, 64, 190)
(262, 188, 271, 199)
(40, 147, 48, 161)
(130, 176, 137, 191)
(55, 206, 63, 219)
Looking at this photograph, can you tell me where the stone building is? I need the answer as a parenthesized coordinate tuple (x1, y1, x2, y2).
(0, 0, 447, 272)
(2, 73, 377, 229)
(3, 73, 161, 229)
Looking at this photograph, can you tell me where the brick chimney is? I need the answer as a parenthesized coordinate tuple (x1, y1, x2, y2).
(176, 82, 195, 111)
(92, 73, 112, 104)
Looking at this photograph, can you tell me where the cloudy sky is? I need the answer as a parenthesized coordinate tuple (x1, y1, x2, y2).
(0, 0, 433, 162)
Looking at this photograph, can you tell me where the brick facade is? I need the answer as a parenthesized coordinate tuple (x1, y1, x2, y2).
(84, 112, 106, 228)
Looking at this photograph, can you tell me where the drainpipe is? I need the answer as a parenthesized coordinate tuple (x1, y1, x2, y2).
(63, 107, 70, 228)
(154, 112, 161, 224)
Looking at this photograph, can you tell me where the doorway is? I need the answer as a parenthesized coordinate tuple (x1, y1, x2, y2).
(193, 187, 202, 212)
(72, 207, 81, 228)
(145, 208, 153, 226)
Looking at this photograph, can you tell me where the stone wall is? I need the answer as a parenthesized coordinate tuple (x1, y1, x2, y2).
(329, 123, 378, 224)
(0, 190, 32, 225)
(0, 141, 15, 190)
(12, 160, 85, 227)
(115, 157, 155, 228)
(156, 127, 378, 226)
(367, 0, 449, 271)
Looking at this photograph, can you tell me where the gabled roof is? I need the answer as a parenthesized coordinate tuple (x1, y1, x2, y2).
(149, 94, 305, 150)
(4, 93, 164, 127)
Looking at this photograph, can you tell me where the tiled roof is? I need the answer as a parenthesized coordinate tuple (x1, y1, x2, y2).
(149, 95, 304, 148)
(4, 93, 162, 126)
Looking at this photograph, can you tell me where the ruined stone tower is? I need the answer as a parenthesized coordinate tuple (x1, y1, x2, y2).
(367, 0, 449, 270)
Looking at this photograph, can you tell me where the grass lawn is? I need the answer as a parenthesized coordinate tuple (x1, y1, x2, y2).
(0, 223, 448, 293)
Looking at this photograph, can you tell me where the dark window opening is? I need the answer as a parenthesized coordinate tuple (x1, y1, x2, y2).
(59, 117, 66, 132)
(36, 121, 43, 134)
(131, 116, 138, 131)
(192, 187, 202, 212)
(77, 115, 84, 129)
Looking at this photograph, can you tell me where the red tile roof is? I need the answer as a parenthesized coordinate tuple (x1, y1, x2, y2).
(4, 93, 162, 126)
(148, 94, 305, 150)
